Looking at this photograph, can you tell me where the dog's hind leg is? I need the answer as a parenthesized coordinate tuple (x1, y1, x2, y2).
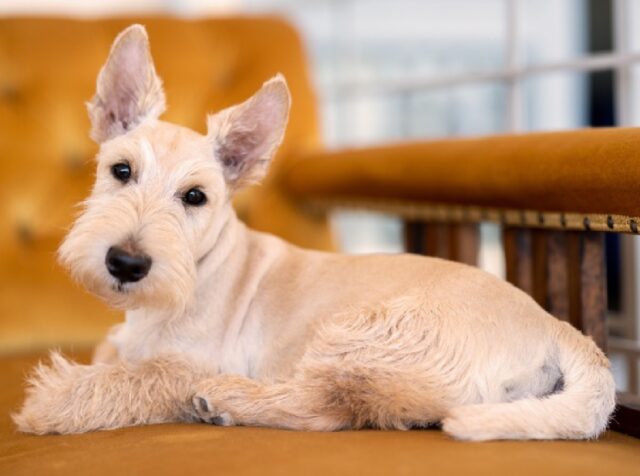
(191, 364, 447, 431)
(191, 372, 352, 430)
(192, 294, 453, 431)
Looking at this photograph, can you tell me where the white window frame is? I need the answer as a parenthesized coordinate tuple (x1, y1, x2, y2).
(324, 0, 640, 132)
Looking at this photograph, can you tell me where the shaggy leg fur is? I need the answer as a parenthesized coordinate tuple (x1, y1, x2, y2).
(13, 352, 207, 435)
(191, 365, 450, 431)
(191, 374, 349, 430)
(193, 296, 454, 431)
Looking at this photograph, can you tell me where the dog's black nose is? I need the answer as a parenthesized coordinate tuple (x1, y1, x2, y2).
(105, 246, 152, 283)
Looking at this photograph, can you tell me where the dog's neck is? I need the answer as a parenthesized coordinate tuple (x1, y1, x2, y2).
(196, 206, 247, 285)
(132, 203, 279, 320)
(118, 206, 285, 368)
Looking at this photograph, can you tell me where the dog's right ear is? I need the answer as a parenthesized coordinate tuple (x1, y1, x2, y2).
(87, 24, 166, 143)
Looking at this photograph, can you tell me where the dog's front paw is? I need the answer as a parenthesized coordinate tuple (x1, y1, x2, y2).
(190, 375, 264, 427)
(12, 352, 83, 435)
(191, 393, 235, 426)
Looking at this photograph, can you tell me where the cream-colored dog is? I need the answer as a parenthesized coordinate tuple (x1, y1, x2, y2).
(13, 25, 616, 441)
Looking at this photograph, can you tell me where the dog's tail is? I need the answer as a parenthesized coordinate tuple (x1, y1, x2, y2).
(442, 321, 616, 441)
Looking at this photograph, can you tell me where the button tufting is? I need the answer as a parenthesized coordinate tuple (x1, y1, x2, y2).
(65, 151, 86, 172)
(16, 222, 34, 244)
(1, 84, 21, 103)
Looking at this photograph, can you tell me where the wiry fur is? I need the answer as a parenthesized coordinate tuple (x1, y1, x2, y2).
(13, 351, 204, 435)
(14, 25, 616, 441)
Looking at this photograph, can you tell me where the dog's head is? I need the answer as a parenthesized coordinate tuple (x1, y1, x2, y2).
(59, 25, 290, 311)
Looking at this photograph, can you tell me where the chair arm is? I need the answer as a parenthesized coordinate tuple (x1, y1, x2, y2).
(281, 127, 640, 233)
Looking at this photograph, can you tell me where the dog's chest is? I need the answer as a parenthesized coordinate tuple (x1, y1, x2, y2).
(110, 310, 262, 376)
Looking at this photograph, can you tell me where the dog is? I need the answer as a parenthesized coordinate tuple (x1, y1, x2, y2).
(13, 24, 616, 440)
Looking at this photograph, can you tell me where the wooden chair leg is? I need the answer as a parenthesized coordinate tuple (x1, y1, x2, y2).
(503, 227, 533, 295)
(532, 230, 548, 308)
(504, 229, 570, 321)
(404, 222, 479, 266)
(424, 224, 447, 258)
(403, 221, 425, 255)
(568, 232, 607, 351)
(546, 231, 570, 321)
(449, 224, 480, 266)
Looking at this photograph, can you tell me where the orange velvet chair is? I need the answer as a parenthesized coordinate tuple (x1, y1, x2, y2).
(0, 17, 638, 476)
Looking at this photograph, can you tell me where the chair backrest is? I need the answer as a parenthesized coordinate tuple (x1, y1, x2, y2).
(0, 16, 323, 352)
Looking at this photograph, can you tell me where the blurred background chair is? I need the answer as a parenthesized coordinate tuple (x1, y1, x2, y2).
(0, 17, 332, 352)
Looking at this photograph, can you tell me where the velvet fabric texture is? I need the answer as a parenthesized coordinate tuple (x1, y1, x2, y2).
(283, 127, 640, 216)
(1, 352, 639, 475)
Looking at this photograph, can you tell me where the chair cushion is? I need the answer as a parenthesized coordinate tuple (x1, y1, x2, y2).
(1, 352, 639, 476)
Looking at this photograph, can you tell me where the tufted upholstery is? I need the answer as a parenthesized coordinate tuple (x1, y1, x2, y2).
(0, 17, 332, 352)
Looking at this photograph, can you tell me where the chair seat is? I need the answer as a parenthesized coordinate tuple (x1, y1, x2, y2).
(1, 352, 639, 476)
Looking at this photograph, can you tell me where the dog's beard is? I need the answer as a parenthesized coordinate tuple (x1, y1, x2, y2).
(58, 207, 198, 312)
(59, 246, 195, 311)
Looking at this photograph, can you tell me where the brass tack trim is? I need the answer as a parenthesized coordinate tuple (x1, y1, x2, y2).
(301, 196, 640, 235)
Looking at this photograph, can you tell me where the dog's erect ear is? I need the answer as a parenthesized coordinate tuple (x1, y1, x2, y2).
(207, 75, 291, 190)
(87, 24, 166, 143)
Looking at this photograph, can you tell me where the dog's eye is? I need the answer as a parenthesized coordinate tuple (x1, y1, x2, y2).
(183, 188, 207, 207)
(111, 163, 131, 183)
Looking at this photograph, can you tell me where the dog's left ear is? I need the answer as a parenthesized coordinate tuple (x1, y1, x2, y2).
(87, 24, 166, 143)
(207, 75, 291, 190)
